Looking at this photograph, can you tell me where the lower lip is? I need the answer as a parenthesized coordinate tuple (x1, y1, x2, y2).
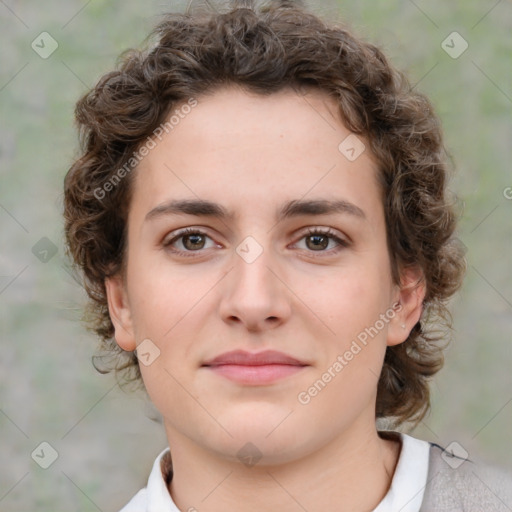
(204, 364, 306, 385)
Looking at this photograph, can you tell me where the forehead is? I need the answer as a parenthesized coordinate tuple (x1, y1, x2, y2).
(130, 85, 382, 226)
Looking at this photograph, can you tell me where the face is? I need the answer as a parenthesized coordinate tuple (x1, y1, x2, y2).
(106, 85, 423, 465)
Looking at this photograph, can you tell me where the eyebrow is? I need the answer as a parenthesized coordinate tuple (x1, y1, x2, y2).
(145, 199, 366, 222)
(145, 198, 366, 223)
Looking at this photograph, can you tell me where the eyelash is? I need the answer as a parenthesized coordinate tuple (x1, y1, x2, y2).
(163, 227, 349, 258)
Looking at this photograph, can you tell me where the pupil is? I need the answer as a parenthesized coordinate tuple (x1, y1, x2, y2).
(185, 234, 204, 249)
(308, 234, 327, 250)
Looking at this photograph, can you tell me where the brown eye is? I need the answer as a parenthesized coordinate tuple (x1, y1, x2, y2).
(305, 233, 330, 251)
(164, 228, 215, 257)
(296, 228, 350, 256)
(163, 227, 349, 259)
(181, 232, 206, 250)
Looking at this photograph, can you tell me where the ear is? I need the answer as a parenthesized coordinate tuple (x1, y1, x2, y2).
(387, 265, 426, 347)
(104, 275, 136, 351)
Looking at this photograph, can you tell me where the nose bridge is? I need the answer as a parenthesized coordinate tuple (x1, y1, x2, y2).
(234, 232, 280, 297)
(219, 230, 290, 329)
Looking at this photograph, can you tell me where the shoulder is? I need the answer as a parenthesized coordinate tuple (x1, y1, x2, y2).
(420, 442, 512, 512)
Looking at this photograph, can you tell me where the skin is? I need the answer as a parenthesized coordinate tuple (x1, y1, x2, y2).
(106, 84, 425, 511)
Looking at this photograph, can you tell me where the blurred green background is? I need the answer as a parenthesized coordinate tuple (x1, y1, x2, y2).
(1, 0, 511, 510)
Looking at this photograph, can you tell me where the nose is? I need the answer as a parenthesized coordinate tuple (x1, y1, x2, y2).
(218, 236, 292, 333)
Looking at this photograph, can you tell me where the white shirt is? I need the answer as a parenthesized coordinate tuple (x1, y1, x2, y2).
(120, 432, 430, 512)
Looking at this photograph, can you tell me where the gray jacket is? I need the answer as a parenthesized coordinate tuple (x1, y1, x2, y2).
(419, 442, 512, 511)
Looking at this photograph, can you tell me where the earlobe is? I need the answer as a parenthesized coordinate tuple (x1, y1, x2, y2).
(104, 275, 137, 351)
(387, 266, 426, 347)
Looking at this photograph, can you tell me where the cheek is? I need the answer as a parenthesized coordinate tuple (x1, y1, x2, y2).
(302, 263, 391, 331)
(126, 262, 215, 388)
(127, 257, 196, 337)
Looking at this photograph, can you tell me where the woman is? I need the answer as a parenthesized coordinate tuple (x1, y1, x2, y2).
(63, 1, 512, 510)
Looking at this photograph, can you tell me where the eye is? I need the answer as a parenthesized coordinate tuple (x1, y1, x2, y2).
(163, 227, 349, 258)
(294, 228, 349, 256)
(163, 228, 217, 257)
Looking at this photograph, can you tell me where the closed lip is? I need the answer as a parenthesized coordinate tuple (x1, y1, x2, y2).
(202, 349, 308, 367)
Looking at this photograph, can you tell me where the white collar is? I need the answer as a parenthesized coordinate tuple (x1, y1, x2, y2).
(373, 432, 430, 512)
(120, 432, 430, 512)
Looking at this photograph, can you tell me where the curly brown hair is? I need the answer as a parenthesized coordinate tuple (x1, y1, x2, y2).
(63, 0, 466, 428)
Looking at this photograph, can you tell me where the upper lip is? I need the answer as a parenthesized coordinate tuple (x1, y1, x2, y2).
(202, 350, 308, 367)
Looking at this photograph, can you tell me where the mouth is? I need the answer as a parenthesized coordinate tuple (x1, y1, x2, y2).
(201, 349, 309, 385)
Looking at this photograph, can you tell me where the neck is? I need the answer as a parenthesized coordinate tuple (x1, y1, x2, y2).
(164, 422, 401, 512)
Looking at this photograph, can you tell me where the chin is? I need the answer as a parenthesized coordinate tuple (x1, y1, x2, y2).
(217, 399, 295, 434)
(202, 407, 311, 464)
(210, 433, 309, 468)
